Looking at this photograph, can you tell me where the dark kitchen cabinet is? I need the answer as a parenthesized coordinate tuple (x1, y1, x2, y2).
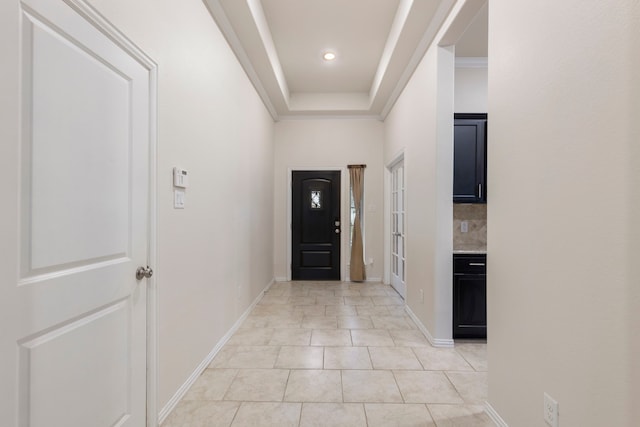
(453, 254, 487, 339)
(453, 114, 487, 203)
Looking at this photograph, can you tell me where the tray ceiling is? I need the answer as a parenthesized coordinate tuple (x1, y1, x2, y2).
(204, 0, 487, 119)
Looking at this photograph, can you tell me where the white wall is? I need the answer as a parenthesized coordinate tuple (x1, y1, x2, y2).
(273, 119, 384, 282)
(487, 0, 640, 425)
(84, 0, 275, 415)
(454, 66, 487, 113)
(384, 43, 455, 342)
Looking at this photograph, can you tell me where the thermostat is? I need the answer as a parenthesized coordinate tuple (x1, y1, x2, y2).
(173, 167, 189, 188)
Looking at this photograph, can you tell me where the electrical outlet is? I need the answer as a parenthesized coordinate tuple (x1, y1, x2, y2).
(419, 289, 424, 303)
(544, 393, 559, 427)
(461, 221, 469, 233)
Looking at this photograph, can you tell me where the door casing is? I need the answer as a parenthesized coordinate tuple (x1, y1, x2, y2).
(384, 152, 406, 297)
(287, 167, 348, 281)
(389, 157, 406, 298)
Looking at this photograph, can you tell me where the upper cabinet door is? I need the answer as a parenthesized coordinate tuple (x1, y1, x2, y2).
(453, 114, 487, 203)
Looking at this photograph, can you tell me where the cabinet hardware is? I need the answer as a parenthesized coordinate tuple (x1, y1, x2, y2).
(469, 262, 485, 266)
(478, 183, 482, 199)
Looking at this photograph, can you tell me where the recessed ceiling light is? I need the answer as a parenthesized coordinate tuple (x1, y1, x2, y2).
(323, 52, 336, 61)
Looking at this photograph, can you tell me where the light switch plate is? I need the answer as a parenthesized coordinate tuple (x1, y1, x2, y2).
(174, 190, 185, 209)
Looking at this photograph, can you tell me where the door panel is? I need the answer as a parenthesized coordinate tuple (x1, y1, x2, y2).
(292, 171, 341, 280)
(3, 1, 151, 425)
(301, 251, 331, 267)
(27, 10, 131, 271)
(19, 300, 131, 427)
(390, 161, 406, 298)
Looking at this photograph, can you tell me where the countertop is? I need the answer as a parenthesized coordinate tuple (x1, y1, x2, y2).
(453, 249, 487, 254)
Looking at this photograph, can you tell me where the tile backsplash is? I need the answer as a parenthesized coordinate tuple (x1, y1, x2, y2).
(453, 204, 487, 251)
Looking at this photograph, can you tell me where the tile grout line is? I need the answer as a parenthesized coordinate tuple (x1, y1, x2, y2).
(410, 346, 427, 370)
(390, 369, 407, 404)
(443, 370, 466, 405)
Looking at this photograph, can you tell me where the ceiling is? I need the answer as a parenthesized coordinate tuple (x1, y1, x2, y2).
(455, 2, 488, 57)
(203, 0, 487, 120)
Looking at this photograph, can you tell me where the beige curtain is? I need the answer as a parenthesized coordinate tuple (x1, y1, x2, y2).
(349, 165, 366, 282)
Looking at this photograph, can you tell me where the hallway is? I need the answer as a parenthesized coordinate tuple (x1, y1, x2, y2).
(162, 281, 490, 426)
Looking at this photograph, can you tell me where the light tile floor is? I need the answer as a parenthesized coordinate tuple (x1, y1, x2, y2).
(162, 281, 492, 427)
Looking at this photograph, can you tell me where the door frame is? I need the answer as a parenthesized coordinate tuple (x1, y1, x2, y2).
(64, 2, 159, 425)
(384, 150, 406, 288)
(386, 154, 406, 298)
(287, 167, 348, 281)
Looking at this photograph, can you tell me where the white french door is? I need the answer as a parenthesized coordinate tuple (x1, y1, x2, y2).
(0, 0, 153, 425)
(390, 161, 406, 298)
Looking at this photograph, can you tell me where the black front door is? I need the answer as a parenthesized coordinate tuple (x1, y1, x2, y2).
(292, 171, 341, 280)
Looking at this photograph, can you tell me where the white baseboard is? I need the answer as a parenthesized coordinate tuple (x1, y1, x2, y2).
(484, 402, 509, 426)
(263, 278, 275, 291)
(157, 279, 272, 424)
(404, 305, 455, 348)
(274, 277, 382, 283)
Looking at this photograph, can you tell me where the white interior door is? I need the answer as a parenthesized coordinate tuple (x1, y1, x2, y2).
(390, 161, 406, 298)
(1, 0, 152, 425)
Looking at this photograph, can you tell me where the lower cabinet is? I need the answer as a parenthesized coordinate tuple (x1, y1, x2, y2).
(453, 254, 487, 339)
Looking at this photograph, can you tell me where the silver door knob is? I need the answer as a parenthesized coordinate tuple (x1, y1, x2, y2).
(334, 229, 340, 234)
(136, 266, 153, 280)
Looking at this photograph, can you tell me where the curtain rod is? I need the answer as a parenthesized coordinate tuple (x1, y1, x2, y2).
(347, 164, 366, 168)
